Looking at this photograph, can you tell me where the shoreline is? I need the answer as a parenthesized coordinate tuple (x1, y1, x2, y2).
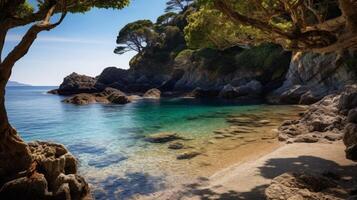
(142, 141, 356, 200)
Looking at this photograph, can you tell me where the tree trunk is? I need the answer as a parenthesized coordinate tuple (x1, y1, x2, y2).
(0, 74, 32, 186)
(339, 0, 357, 33)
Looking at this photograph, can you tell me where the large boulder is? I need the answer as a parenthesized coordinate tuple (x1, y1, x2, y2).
(62, 88, 130, 105)
(338, 85, 357, 114)
(96, 67, 130, 86)
(235, 80, 262, 96)
(190, 87, 219, 98)
(268, 51, 357, 105)
(344, 123, 357, 161)
(219, 80, 262, 99)
(107, 92, 131, 104)
(0, 172, 48, 200)
(62, 93, 106, 105)
(278, 93, 345, 143)
(143, 88, 161, 99)
(218, 84, 238, 99)
(57, 73, 100, 95)
(0, 141, 91, 200)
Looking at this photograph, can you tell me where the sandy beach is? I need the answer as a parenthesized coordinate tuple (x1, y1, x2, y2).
(143, 141, 356, 200)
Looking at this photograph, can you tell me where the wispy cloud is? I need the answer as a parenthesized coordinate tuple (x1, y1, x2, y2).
(5, 34, 111, 45)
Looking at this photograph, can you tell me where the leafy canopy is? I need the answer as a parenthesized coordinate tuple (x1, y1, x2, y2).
(184, 0, 351, 52)
(114, 20, 158, 54)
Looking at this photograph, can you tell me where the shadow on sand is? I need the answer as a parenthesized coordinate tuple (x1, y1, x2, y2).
(177, 156, 357, 200)
(92, 172, 166, 200)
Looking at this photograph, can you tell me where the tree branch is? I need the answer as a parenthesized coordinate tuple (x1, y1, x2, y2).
(213, 0, 294, 40)
(0, 29, 7, 63)
(0, 2, 67, 81)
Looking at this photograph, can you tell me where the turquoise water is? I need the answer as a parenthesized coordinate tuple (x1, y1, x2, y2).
(5, 86, 302, 199)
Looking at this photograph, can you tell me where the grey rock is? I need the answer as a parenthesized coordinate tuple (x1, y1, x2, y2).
(57, 73, 99, 95)
(347, 108, 357, 123)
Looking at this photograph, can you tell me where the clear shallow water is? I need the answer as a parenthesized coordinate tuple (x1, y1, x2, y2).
(5, 86, 304, 199)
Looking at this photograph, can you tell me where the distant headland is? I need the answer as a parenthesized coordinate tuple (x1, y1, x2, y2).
(6, 81, 31, 87)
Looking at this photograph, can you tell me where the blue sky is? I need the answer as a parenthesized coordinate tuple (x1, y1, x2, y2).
(4, 0, 168, 86)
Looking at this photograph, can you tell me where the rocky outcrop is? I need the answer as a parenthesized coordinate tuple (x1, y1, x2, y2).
(0, 141, 91, 200)
(278, 93, 345, 143)
(268, 51, 357, 104)
(277, 85, 357, 162)
(62, 87, 131, 105)
(170, 45, 291, 98)
(219, 80, 262, 99)
(339, 85, 357, 161)
(55, 73, 101, 95)
(143, 88, 161, 99)
(52, 44, 291, 102)
(265, 172, 350, 200)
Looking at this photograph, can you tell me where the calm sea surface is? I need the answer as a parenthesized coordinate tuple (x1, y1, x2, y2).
(5, 86, 304, 199)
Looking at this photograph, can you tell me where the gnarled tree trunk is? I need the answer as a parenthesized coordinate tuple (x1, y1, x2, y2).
(0, 77, 32, 185)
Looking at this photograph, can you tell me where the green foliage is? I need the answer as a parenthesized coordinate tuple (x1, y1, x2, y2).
(235, 44, 286, 70)
(184, 0, 338, 50)
(115, 20, 158, 54)
(165, 0, 193, 12)
(184, 4, 265, 50)
(15, 1, 34, 18)
(175, 49, 194, 61)
(156, 12, 177, 25)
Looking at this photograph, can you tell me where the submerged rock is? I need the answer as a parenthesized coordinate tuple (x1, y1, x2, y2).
(145, 132, 183, 143)
(168, 142, 185, 150)
(177, 151, 201, 160)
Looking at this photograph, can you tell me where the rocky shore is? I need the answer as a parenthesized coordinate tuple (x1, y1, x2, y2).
(0, 141, 91, 200)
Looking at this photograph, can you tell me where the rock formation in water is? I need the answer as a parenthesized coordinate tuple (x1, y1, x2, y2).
(0, 141, 91, 200)
(62, 87, 132, 105)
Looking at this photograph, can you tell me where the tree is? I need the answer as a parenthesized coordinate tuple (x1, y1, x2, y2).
(156, 12, 177, 26)
(165, 0, 193, 12)
(0, 0, 129, 183)
(185, 0, 357, 53)
(114, 20, 158, 54)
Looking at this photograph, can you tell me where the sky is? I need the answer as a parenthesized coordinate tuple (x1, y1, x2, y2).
(4, 0, 168, 86)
